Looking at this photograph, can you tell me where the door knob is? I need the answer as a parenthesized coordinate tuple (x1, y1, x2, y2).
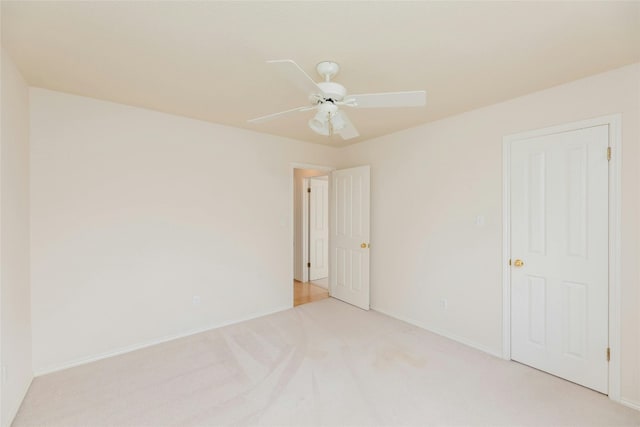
(361, 243, 367, 248)
(513, 259, 524, 267)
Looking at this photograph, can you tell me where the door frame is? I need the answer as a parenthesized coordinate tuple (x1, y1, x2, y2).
(502, 114, 621, 401)
(290, 163, 335, 300)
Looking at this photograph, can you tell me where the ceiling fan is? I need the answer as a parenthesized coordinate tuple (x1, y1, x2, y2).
(248, 60, 426, 140)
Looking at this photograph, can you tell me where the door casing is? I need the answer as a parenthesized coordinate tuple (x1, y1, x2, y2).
(502, 115, 622, 402)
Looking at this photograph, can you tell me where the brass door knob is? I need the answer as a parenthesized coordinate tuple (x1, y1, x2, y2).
(513, 259, 524, 267)
(361, 243, 367, 249)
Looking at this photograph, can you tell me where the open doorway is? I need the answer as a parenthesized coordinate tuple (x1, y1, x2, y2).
(293, 167, 330, 306)
(290, 164, 371, 310)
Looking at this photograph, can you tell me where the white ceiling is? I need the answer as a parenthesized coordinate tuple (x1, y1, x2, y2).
(2, 1, 639, 146)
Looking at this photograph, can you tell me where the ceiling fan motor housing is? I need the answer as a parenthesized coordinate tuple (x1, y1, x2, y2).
(317, 82, 346, 102)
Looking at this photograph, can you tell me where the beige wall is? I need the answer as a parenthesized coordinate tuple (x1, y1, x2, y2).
(337, 63, 640, 405)
(0, 51, 32, 426)
(29, 89, 338, 374)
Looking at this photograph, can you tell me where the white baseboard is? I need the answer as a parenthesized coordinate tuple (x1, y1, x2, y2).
(311, 281, 328, 290)
(372, 307, 640, 412)
(372, 306, 503, 359)
(620, 398, 640, 412)
(34, 305, 291, 377)
(4, 375, 33, 427)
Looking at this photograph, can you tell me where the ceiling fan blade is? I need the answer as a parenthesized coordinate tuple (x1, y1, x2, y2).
(247, 105, 313, 124)
(345, 90, 426, 108)
(267, 59, 325, 97)
(335, 111, 360, 140)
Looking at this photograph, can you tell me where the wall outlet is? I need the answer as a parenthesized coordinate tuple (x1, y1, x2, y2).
(192, 296, 201, 306)
(439, 298, 448, 310)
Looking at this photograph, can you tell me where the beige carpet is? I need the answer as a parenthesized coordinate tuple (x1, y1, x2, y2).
(14, 298, 640, 426)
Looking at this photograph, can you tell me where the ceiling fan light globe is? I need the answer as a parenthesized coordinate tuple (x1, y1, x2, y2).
(313, 109, 330, 123)
(308, 118, 330, 136)
(331, 114, 346, 131)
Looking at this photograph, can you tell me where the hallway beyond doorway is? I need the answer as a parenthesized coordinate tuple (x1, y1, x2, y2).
(293, 280, 329, 307)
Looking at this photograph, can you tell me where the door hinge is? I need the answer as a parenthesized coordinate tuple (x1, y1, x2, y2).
(307, 262, 311, 268)
(607, 147, 612, 161)
(307, 188, 311, 193)
(606, 347, 611, 362)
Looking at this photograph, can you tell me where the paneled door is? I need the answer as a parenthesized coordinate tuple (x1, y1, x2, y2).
(309, 177, 329, 280)
(510, 125, 609, 393)
(330, 166, 370, 310)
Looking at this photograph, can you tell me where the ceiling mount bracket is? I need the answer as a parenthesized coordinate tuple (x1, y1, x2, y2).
(316, 61, 340, 82)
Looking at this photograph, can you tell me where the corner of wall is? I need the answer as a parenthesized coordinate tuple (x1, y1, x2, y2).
(0, 49, 33, 427)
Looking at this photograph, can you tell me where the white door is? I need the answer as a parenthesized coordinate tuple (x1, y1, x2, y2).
(309, 177, 329, 280)
(510, 125, 609, 393)
(330, 166, 370, 310)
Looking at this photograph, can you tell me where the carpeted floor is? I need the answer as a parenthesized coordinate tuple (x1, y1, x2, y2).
(13, 298, 640, 426)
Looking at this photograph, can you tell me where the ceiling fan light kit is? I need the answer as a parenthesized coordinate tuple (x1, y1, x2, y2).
(308, 119, 329, 136)
(308, 102, 346, 136)
(330, 111, 346, 131)
(248, 59, 426, 141)
(308, 113, 330, 136)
